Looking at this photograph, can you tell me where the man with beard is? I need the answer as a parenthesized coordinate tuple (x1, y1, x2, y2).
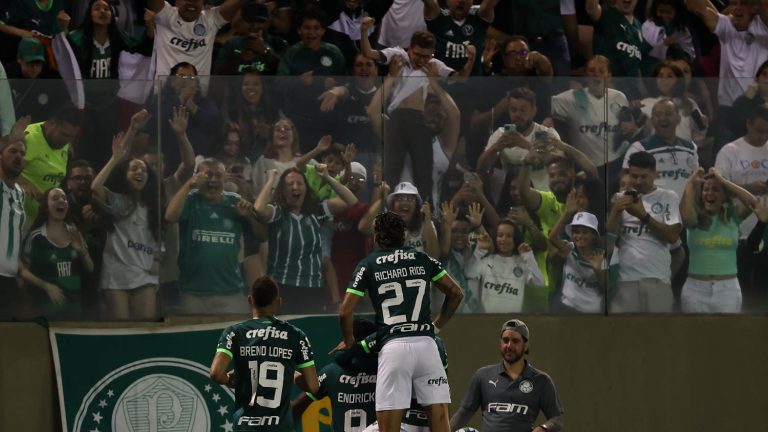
(0, 116, 30, 319)
(607, 151, 682, 312)
(18, 104, 81, 225)
(65, 159, 108, 319)
(147, 0, 249, 77)
(477, 87, 562, 193)
(450, 319, 564, 432)
(623, 99, 698, 198)
(165, 158, 266, 314)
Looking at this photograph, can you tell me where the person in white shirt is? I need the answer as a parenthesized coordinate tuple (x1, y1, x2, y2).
(549, 208, 610, 314)
(0, 116, 29, 320)
(715, 106, 768, 236)
(552, 55, 629, 191)
(687, 0, 768, 147)
(361, 17, 474, 203)
(147, 0, 247, 77)
(687, 0, 768, 108)
(623, 98, 699, 199)
(466, 219, 545, 313)
(477, 87, 560, 192)
(714, 106, 768, 302)
(607, 151, 682, 313)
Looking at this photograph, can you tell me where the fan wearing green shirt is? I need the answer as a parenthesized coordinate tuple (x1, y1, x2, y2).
(165, 158, 266, 315)
(21, 187, 94, 318)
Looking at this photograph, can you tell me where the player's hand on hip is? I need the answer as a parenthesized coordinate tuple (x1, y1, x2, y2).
(329, 339, 353, 354)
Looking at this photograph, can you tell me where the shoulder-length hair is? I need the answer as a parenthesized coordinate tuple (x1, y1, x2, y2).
(30, 188, 74, 231)
(492, 219, 523, 256)
(262, 117, 302, 159)
(103, 158, 163, 241)
(272, 167, 320, 217)
(77, 0, 125, 79)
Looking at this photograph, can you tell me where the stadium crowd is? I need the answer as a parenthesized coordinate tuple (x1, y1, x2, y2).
(2, 0, 768, 321)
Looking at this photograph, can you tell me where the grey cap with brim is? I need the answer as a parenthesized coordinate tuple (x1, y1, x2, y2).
(501, 319, 529, 341)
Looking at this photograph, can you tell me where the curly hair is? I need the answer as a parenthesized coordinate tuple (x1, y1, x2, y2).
(374, 211, 406, 248)
(103, 158, 163, 241)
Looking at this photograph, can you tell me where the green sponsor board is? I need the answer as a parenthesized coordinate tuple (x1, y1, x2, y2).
(51, 316, 343, 432)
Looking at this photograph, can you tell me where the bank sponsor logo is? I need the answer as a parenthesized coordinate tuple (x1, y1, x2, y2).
(245, 326, 288, 341)
(375, 250, 416, 265)
(170, 37, 207, 52)
(339, 372, 377, 388)
(74, 358, 235, 432)
(426, 376, 448, 386)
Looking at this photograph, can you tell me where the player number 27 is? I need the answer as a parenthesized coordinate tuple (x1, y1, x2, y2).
(247, 360, 284, 408)
(378, 279, 427, 324)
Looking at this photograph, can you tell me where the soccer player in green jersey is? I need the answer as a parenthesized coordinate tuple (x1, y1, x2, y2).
(211, 276, 319, 431)
(335, 211, 464, 432)
(291, 319, 379, 431)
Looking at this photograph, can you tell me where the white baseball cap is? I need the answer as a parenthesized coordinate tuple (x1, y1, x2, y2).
(565, 211, 600, 238)
(387, 182, 422, 207)
(348, 162, 367, 181)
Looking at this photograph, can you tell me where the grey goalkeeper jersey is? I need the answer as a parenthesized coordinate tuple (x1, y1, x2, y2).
(454, 361, 563, 432)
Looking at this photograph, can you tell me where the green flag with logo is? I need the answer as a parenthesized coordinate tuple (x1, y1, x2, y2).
(50, 317, 342, 432)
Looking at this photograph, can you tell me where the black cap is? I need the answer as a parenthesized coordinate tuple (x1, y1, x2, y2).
(242, 1, 269, 22)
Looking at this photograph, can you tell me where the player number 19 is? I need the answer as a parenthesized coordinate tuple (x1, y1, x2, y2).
(247, 360, 284, 408)
(378, 279, 427, 324)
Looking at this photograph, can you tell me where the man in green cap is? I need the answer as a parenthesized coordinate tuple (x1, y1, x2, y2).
(4, 37, 65, 122)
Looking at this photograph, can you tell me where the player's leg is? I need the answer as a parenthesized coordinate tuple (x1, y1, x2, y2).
(411, 338, 451, 432)
(424, 403, 451, 432)
(376, 341, 416, 432)
(377, 409, 407, 432)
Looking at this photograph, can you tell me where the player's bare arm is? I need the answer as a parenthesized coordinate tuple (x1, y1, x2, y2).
(209, 351, 231, 385)
(432, 273, 464, 330)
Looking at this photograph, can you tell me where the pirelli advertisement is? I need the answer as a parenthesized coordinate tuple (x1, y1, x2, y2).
(50, 316, 343, 432)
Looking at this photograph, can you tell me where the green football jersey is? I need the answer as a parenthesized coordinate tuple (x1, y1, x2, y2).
(216, 316, 315, 432)
(178, 191, 246, 295)
(307, 355, 377, 431)
(21, 122, 69, 223)
(347, 247, 447, 345)
(24, 226, 84, 315)
(427, 10, 489, 74)
(592, 7, 645, 78)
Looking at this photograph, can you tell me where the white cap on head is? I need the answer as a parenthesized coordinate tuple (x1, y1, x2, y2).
(386, 182, 422, 207)
(565, 211, 600, 238)
(349, 162, 367, 181)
